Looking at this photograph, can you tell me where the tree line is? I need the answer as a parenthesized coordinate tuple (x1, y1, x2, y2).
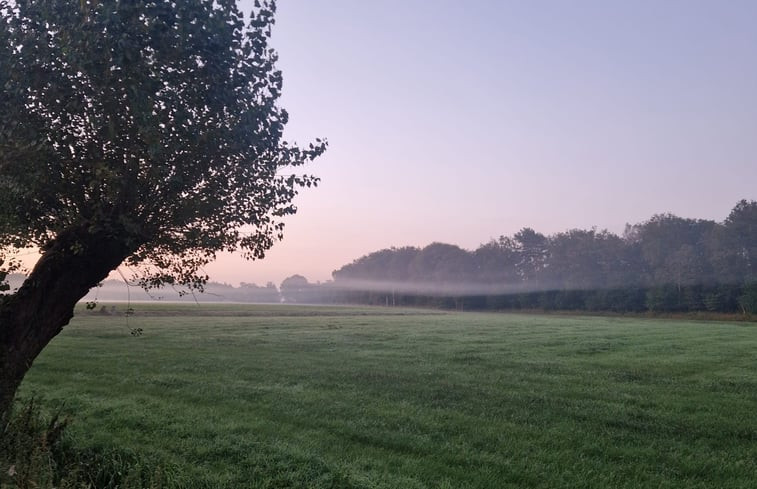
(60, 199, 757, 314)
(284, 200, 757, 314)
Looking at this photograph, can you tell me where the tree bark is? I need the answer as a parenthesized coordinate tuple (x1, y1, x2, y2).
(0, 227, 134, 419)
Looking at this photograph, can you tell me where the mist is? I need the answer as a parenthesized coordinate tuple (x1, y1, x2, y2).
(60, 199, 757, 315)
(324, 278, 570, 298)
(316, 200, 757, 314)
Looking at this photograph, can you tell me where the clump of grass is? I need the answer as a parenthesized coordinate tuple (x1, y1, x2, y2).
(0, 397, 70, 488)
(1, 397, 182, 489)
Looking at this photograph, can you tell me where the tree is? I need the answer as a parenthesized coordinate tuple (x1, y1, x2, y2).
(545, 229, 626, 290)
(630, 214, 716, 286)
(472, 237, 519, 286)
(332, 246, 420, 283)
(409, 243, 474, 285)
(279, 274, 310, 303)
(513, 228, 548, 288)
(0, 0, 324, 417)
(724, 199, 757, 282)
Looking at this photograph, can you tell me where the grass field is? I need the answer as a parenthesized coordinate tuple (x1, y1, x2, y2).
(14, 304, 757, 488)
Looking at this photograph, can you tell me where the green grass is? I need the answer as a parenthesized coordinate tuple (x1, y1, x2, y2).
(14, 304, 757, 488)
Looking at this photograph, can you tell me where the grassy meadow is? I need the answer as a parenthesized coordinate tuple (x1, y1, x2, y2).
(13, 304, 757, 488)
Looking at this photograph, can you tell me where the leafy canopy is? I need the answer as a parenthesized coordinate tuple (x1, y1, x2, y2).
(0, 0, 324, 288)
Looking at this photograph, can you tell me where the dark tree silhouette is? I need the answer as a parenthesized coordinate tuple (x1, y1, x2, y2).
(0, 0, 324, 417)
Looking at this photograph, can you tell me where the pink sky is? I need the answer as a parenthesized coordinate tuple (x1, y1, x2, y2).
(205, 1, 757, 287)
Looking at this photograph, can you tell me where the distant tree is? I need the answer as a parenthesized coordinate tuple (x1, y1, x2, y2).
(409, 243, 475, 289)
(724, 200, 757, 282)
(667, 244, 705, 291)
(473, 237, 519, 286)
(629, 214, 716, 286)
(706, 227, 743, 286)
(280, 274, 310, 303)
(0, 0, 324, 417)
(513, 228, 548, 287)
(332, 247, 420, 283)
(239, 282, 281, 303)
(545, 229, 630, 290)
(738, 283, 757, 315)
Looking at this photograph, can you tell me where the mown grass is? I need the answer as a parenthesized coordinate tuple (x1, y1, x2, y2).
(12, 304, 757, 488)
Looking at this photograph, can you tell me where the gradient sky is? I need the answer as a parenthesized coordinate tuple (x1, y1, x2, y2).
(204, 0, 757, 287)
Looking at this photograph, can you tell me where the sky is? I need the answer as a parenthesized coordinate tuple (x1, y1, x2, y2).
(205, 0, 757, 287)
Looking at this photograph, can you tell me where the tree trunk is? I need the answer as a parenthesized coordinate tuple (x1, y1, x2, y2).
(0, 227, 134, 419)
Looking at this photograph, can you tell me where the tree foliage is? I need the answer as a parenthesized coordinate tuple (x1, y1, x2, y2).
(0, 0, 324, 289)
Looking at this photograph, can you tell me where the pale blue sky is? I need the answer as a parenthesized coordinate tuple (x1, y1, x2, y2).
(207, 0, 757, 285)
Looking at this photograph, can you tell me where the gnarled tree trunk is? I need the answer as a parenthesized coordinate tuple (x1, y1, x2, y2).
(0, 228, 135, 419)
